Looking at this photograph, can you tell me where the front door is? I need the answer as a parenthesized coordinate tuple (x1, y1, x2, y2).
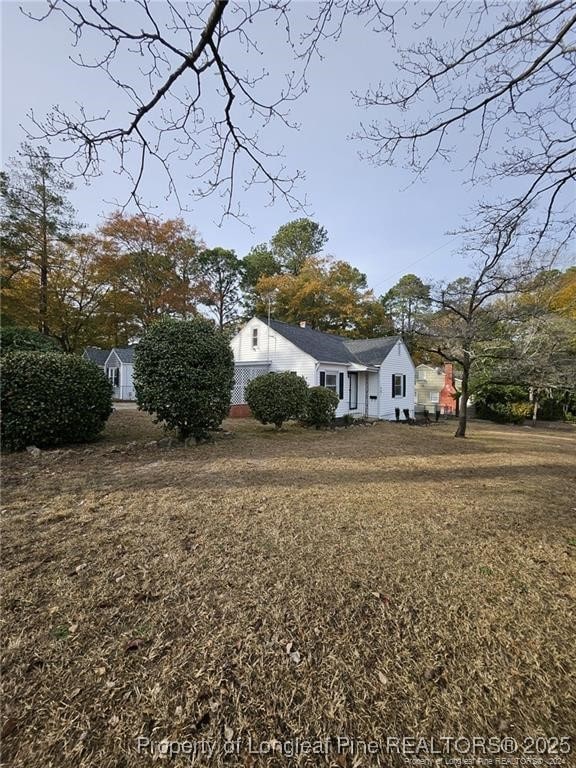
(348, 372, 358, 412)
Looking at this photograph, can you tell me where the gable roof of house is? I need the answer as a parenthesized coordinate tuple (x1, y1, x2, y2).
(105, 346, 137, 365)
(83, 347, 110, 366)
(260, 318, 401, 365)
(344, 337, 399, 366)
(114, 346, 136, 364)
(263, 318, 353, 363)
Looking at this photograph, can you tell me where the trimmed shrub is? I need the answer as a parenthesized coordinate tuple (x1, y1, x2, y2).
(245, 371, 309, 429)
(1, 326, 60, 356)
(304, 386, 339, 428)
(134, 318, 234, 441)
(1, 351, 113, 451)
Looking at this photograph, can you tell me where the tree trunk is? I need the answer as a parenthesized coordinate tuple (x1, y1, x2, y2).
(454, 365, 469, 438)
(39, 173, 49, 335)
(532, 391, 539, 425)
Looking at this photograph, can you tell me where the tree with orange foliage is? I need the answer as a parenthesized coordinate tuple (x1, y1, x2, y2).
(2, 232, 111, 352)
(98, 212, 204, 333)
(255, 256, 392, 338)
(551, 267, 576, 320)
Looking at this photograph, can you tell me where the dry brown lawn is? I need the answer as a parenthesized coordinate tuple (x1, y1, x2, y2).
(1, 411, 575, 768)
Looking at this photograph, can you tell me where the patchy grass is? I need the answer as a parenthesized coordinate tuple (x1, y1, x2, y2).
(1, 412, 575, 767)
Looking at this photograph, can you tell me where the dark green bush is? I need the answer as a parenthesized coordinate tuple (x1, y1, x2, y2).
(304, 385, 339, 428)
(537, 397, 565, 421)
(134, 318, 234, 441)
(245, 371, 309, 428)
(475, 383, 572, 423)
(475, 385, 530, 423)
(1, 326, 60, 355)
(1, 351, 113, 451)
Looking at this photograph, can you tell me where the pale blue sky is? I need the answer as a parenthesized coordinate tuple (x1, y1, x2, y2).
(1, 1, 530, 294)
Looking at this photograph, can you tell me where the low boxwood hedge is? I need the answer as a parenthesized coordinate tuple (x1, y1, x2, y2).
(304, 385, 340, 428)
(246, 371, 309, 428)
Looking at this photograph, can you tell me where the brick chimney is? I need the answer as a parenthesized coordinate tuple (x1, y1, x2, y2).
(299, 321, 307, 328)
(439, 363, 456, 415)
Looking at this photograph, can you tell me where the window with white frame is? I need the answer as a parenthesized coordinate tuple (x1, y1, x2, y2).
(252, 327, 258, 348)
(429, 391, 440, 403)
(417, 368, 427, 380)
(107, 367, 120, 387)
(393, 374, 403, 397)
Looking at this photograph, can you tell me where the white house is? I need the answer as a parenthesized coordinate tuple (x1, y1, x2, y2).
(230, 317, 415, 420)
(83, 346, 137, 401)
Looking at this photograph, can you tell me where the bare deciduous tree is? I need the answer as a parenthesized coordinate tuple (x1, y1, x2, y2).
(354, 0, 576, 247)
(420, 217, 550, 437)
(25, 0, 396, 218)
(24, 2, 574, 238)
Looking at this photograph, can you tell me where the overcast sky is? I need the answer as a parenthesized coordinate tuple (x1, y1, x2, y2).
(1, 1, 536, 295)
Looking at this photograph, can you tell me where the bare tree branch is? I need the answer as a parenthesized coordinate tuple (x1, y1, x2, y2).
(353, 0, 576, 246)
(22, 0, 402, 220)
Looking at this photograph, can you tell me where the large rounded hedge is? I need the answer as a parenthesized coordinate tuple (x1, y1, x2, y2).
(134, 317, 234, 441)
(1, 351, 113, 451)
(246, 371, 309, 428)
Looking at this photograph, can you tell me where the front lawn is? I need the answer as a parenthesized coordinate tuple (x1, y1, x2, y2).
(1, 412, 575, 767)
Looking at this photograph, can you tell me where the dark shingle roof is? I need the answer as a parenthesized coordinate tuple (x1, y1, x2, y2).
(344, 337, 399, 366)
(113, 347, 136, 364)
(265, 318, 352, 363)
(83, 347, 110, 366)
(263, 318, 400, 366)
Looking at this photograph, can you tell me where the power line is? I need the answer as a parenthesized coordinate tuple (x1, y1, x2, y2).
(370, 238, 456, 294)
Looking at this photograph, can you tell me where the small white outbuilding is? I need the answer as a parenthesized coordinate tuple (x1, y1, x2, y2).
(83, 346, 137, 401)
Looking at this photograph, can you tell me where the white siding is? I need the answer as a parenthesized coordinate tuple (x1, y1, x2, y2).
(317, 364, 350, 418)
(104, 351, 136, 401)
(231, 318, 317, 385)
(378, 339, 415, 420)
(120, 363, 136, 401)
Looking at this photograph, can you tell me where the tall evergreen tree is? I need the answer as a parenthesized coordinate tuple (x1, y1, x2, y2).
(1, 144, 76, 334)
(381, 274, 431, 347)
(195, 247, 244, 330)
